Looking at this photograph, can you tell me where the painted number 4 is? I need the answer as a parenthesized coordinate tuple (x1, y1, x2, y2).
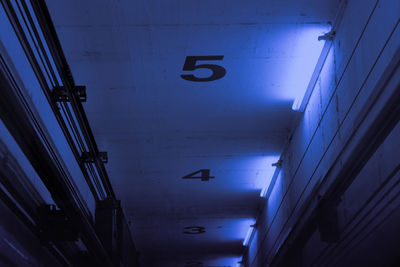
(182, 169, 214, 181)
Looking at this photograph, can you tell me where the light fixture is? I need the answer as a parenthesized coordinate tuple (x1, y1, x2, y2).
(243, 224, 255, 247)
(292, 30, 335, 112)
(260, 185, 268, 198)
(260, 159, 281, 198)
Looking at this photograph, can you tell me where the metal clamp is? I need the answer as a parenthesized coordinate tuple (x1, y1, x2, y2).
(318, 30, 336, 41)
(272, 159, 283, 167)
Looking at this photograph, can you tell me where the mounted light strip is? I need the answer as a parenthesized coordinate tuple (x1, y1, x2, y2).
(292, 32, 334, 112)
(260, 160, 281, 198)
(260, 185, 268, 198)
(292, 0, 347, 112)
(243, 224, 255, 247)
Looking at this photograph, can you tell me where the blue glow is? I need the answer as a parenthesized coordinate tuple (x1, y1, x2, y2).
(290, 26, 329, 110)
(266, 170, 284, 223)
(242, 219, 256, 246)
(192, 155, 280, 193)
(260, 25, 331, 104)
(204, 257, 243, 267)
(260, 185, 268, 197)
(258, 156, 280, 197)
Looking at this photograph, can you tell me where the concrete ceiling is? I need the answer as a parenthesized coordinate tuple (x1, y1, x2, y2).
(45, 0, 339, 266)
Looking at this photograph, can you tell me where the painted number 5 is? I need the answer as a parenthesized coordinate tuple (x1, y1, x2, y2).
(180, 56, 226, 82)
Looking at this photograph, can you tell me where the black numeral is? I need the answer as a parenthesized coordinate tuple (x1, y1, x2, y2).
(183, 226, 206, 234)
(182, 169, 214, 181)
(181, 56, 226, 82)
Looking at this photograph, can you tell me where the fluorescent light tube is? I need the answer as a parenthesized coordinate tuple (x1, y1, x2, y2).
(243, 225, 255, 247)
(292, 34, 333, 112)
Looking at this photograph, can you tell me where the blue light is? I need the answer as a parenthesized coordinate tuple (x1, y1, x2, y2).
(260, 185, 268, 198)
(259, 24, 331, 105)
(290, 26, 331, 111)
(258, 156, 280, 197)
(242, 219, 256, 246)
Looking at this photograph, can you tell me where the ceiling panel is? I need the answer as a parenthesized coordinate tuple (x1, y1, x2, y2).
(45, 0, 339, 265)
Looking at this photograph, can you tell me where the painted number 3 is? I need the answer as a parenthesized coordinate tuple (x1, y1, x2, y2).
(183, 226, 206, 234)
(181, 56, 226, 82)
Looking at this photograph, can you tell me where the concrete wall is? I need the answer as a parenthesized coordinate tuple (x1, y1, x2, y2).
(246, 0, 400, 266)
